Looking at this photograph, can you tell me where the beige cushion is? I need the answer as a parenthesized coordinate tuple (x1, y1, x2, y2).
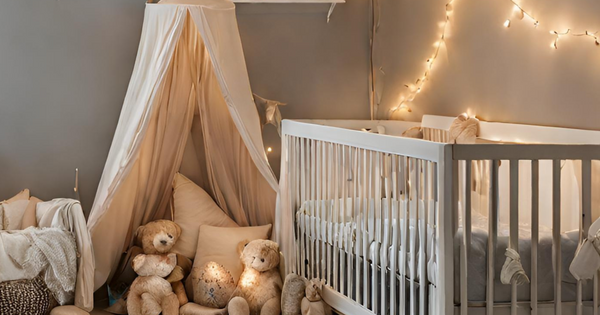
(171, 173, 238, 259)
(192, 224, 272, 283)
(21, 197, 42, 229)
(49, 305, 90, 315)
(0, 189, 30, 230)
(3, 200, 29, 230)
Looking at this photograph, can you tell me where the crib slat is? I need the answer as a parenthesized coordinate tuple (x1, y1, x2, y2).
(375, 152, 385, 315)
(326, 143, 333, 287)
(390, 155, 399, 315)
(487, 160, 499, 315)
(321, 142, 328, 282)
(350, 147, 357, 301)
(577, 159, 592, 315)
(355, 149, 363, 305)
(400, 157, 408, 315)
(510, 160, 519, 315)
(531, 160, 539, 315)
(552, 160, 561, 315)
(460, 161, 472, 315)
(410, 158, 417, 315)
(420, 161, 429, 315)
(332, 144, 339, 291)
(339, 145, 346, 295)
(316, 141, 322, 281)
(371, 151, 380, 314)
(300, 139, 308, 277)
(359, 150, 367, 307)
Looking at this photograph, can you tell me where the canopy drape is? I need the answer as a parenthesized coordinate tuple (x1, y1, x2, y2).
(87, 0, 278, 291)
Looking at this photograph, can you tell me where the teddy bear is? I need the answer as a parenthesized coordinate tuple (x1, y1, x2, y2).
(132, 220, 192, 307)
(189, 239, 282, 315)
(127, 253, 180, 315)
(300, 279, 331, 315)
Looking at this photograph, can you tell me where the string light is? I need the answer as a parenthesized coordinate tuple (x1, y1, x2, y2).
(549, 29, 570, 49)
(266, 147, 273, 153)
(390, 0, 599, 117)
(389, 0, 456, 117)
(504, 1, 598, 49)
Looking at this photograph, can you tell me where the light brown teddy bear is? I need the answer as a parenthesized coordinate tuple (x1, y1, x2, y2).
(128, 253, 180, 315)
(131, 220, 192, 308)
(189, 239, 282, 315)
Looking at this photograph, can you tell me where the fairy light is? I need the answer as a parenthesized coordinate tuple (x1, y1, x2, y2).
(389, 0, 456, 117)
(266, 147, 273, 153)
(390, 0, 598, 117)
(550, 29, 570, 49)
(504, 1, 598, 49)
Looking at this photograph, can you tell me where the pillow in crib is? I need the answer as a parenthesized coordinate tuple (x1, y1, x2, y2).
(171, 173, 238, 260)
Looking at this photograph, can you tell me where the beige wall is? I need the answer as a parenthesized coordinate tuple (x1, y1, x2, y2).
(375, 0, 600, 130)
(0, 1, 370, 212)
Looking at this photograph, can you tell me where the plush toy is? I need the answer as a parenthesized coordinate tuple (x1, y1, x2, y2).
(300, 279, 331, 315)
(281, 274, 306, 315)
(133, 220, 192, 306)
(227, 239, 282, 315)
(127, 253, 180, 315)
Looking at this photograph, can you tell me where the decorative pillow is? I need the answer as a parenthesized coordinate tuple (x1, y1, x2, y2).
(0, 189, 30, 230)
(2, 200, 29, 230)
(21, 197, 41, 229)
(186, 224, 272, 300)
(171, 173, 238, 259)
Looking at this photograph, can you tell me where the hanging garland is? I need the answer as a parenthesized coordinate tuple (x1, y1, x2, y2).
(389, 0, 599, 117)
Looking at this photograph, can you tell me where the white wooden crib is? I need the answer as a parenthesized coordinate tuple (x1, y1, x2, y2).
(279, 116, 600, 315)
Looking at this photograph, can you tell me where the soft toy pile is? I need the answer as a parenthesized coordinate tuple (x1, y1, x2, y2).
(127, 220, 192, 315)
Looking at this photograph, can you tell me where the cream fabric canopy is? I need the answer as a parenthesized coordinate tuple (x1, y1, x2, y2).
(87, 0, 278, 291)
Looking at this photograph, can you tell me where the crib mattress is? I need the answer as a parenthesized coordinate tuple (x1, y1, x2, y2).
(457, 227, 588, 303)
(297, 211, 589, 303)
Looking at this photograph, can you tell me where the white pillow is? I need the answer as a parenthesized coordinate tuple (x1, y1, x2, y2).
(171, 173, 238, 259)
(2, 199, 29, 230)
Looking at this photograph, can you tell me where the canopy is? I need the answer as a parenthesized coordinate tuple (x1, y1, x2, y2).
(87, 0, 278, 291)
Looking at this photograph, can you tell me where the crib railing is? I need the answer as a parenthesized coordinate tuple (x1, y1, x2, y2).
(281, 120, 452, 315)
(452, 144, 600, 315)
(281, 119, 600, 315)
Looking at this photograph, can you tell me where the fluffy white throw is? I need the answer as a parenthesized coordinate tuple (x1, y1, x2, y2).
(2, 227, 77, 305)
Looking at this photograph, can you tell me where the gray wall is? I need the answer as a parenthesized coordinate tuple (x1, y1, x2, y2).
(0, 1, 371, 213)
(0, 0, 145, 213)
(375, 0, 600, 130)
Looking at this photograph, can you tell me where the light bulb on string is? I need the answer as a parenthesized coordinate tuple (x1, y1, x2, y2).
(504, 19, 511, 28)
